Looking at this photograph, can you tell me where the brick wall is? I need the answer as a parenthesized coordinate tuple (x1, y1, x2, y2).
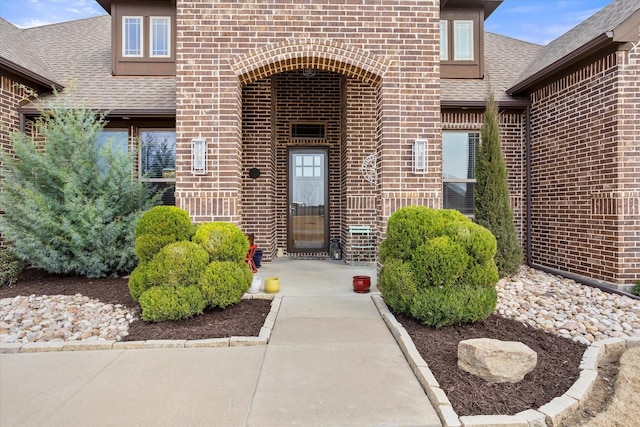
(528, 51, 639, 285)
(176, 0, 442, 246)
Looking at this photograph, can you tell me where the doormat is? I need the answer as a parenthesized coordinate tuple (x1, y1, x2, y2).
(289, 254, 327, 260)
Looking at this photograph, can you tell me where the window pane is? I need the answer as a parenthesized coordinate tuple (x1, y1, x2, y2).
(442, 132, 479, 180)
(454, 21, 473, 60)
(443, 182, 475, 215)
(140, 130, 176, 179)
(123, 17, 142, 56)
(440, 21, 448, 60)
(151, 17, 170, 57)
(95, 130, 128, 155)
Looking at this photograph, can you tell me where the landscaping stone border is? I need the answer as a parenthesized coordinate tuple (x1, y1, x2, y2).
(372, 294, 640, 427)
(0, 294, 282, 354)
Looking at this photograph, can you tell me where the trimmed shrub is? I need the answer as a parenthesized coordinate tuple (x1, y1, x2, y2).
(128, 262, 153, 301)
(139, 285, 206, 322)
(411, 237, 469, 287)
(199, 261, 252, 308)
(380, 206, 499, 327)
(379, 259, 417, 315)
(135, 206, 192, 239)
(134, 206, 193, 262)
(444, 221, 497, 264)
(134, 234, 178, 264)
(0, 248, 23, 287)
(382, 206, 467, 262)
(409, 285, 498, 327)
(193, 222, 249, 263)
(146, 241, 209, 288)
(633, 282, 640, 297)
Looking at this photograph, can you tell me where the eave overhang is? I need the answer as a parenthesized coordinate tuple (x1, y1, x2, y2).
(0, 57, 64, 92)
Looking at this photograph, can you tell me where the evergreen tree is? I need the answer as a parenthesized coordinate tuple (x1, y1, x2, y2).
(0, 99, 159, 278)
(474, 94, 523, 276)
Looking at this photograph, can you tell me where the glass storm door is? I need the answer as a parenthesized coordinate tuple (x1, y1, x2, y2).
(288, 149, 328, 252)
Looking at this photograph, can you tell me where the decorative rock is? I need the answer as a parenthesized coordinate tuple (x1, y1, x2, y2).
(458, 338, 537, 383)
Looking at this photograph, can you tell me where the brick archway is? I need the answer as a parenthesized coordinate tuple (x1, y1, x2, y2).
(230, 38, 389, 86)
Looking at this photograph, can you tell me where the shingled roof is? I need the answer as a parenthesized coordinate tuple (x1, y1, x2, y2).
(15, 16, 175, 116)
(0, 18, 61, 90)
(509, 0, 640, 94)
(441, 32, 541, 107)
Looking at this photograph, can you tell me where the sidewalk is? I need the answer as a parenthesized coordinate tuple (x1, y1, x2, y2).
(0, 260, 441, 426)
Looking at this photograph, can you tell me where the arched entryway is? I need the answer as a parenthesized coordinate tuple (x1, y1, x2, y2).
(238, 47, 384, 262)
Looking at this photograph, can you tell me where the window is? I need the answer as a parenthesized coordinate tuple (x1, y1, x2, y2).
(95, 130, 128, 174)
(439, 21, 448, 60)
(150, 17, 170, 58)
(291, 123, 325, 139)
(140, 129, 176, 205)
(442, 132, 479, 215)
(123, 17, 143, 57)
(454, 21, 474, 60)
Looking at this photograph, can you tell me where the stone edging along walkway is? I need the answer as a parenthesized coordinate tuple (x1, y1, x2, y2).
(371, 295, 640, 427)
(0, 294, 282, 354)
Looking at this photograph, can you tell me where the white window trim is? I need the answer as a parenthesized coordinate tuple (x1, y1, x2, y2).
(122, 16, 143, 58)
(150, 16, 171, 58)
(439, 20, 448, 61)
(453, 20, 474, 61)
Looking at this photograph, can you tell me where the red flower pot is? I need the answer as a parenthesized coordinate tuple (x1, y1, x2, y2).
(353, 275, 371, 293)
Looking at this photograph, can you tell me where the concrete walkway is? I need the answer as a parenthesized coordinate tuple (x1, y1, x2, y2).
(0, 259, 441, 426)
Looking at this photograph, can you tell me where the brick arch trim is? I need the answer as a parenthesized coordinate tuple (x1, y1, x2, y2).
(230, 38, 390, 85)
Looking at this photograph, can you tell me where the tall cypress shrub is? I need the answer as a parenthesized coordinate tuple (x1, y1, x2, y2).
(474, 94, 523, 276)
(0, 98, 159, 277)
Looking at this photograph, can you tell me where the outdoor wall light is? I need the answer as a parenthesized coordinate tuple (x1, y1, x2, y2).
(191, 138, 207, 175)
(412, 138, 428, 174)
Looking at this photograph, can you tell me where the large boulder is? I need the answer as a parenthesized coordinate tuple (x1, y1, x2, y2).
(458, 338, 537, 383)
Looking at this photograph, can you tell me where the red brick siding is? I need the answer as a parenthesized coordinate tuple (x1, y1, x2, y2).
(528, 52, 639, 285)
(176, 0, 442, 235)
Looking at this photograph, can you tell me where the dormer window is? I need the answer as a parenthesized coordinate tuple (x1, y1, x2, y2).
(123, 17, 143, 57)
(440, 9, 483, 79)
(453, 21, 473, 60)
(150, 17, 171, 58)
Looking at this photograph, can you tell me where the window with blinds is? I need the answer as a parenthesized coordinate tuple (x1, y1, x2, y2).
(442, 131, 480, 215)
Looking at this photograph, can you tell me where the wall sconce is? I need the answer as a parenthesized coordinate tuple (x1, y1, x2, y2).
(412, 138, 428, 174)
(191, 138, 207, 175)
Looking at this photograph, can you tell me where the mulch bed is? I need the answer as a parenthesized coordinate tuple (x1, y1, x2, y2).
(2, 269, 589, 417)
(397, 312, 587, 416)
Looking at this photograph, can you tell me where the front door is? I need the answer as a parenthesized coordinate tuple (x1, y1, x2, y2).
(288, 148, 329, 253)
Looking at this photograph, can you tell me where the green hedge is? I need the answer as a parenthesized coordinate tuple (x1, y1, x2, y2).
(193, 222, 249, 263)
(0, 248, 23, 287)
(134, 206, 193, 262)
(146, 241, 209, 289)
(199, 261, 252, 308)
(380, 207, 499, 327)
(139, 285, 206, 322)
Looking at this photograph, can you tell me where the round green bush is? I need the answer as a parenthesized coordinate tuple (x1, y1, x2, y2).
(128, 262, 153, 301)
(146, 241, 209, 288)
(456, 260, 499, 288)
(409, 284, 498, 327)
(134, 234, 178, 263)
(139, 285, 206, 322)
(135, 206, 193, 238)
(134, 206, 193, 261)
(633, 282, 640, 297)
(411, 236, 469, 287)
(0, 248, 24, 287)
(193, 222, 249, 263)
(383, 207, 467, 262)
(379, 259, 417, 316)
(444, 221, 497, 264)
(198, 261, 252, 308)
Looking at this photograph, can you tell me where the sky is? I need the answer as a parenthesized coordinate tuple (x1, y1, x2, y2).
(0, 0, 615, 45)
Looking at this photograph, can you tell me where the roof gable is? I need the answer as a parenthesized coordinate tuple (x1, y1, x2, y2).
(509, 0, 640, 94)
